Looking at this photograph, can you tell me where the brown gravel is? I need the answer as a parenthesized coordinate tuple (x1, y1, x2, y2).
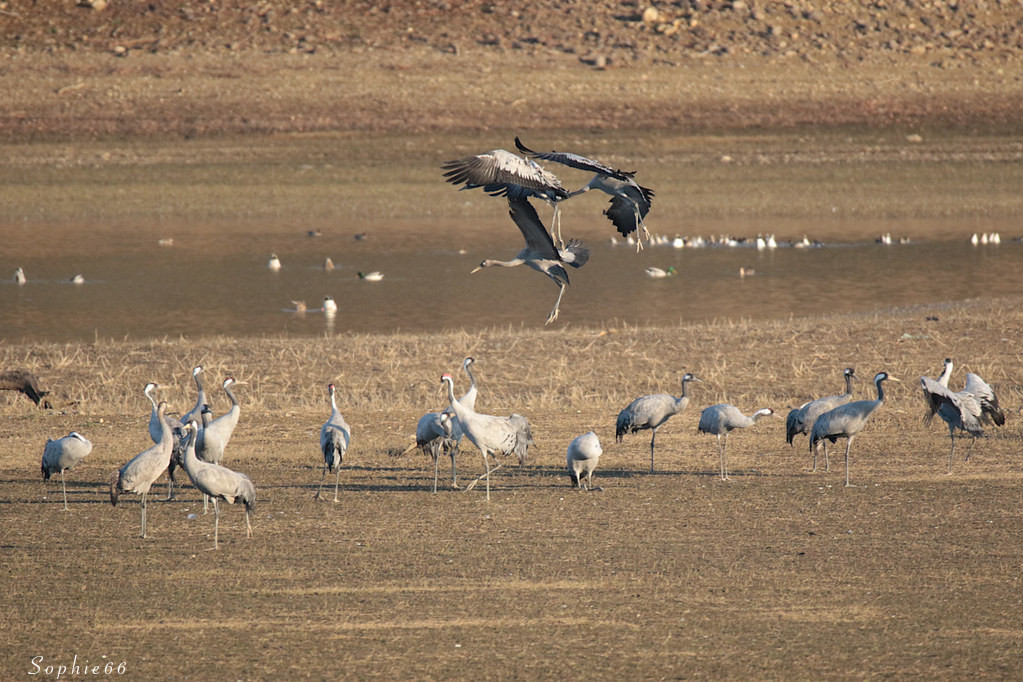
(1, 1, 1022, 140)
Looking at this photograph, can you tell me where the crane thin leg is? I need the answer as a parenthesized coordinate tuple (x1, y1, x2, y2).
(649, 429, 657, 473)
(333, 468, 341, 504)
(60, 471, 69, 511)
(140, 491, 148, 538)
(844, 439, 855, 487)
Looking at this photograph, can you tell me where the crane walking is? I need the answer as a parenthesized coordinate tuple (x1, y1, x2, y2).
(616, 373, 701, 473)
(317, 383, 352, 502)
(567, 431, 603, 491)
(921, 358, 1005, 472)
(698, 404, 774, 480)
(41, 431, 93, 510)
(180, 421, 255, 549)
(110, 395, 175, 538)
(810, 371, 898, 487)
(471, 196, 589, 325)
(440, 373, 532, 502)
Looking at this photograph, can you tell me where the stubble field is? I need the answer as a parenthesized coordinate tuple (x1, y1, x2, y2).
(3, 298, 1022, 679)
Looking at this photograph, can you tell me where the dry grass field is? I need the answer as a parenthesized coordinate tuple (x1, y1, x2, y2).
(3, 297, 1022, 679)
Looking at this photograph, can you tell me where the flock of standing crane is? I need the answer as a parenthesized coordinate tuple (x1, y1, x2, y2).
(38, 353, 1006, 551)
(33, 141, 1009, 549)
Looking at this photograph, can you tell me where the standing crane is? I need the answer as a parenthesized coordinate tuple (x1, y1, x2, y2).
(195, 377, 242, 513)
(317, 383, 352, 503)
(110, 396, 174, 538)
(440, 373, 533, 502)
(143, 381, 186, 500)
(567, 431, 603, 491)
(180, 365, 207, 426)
(810, 371, 898, 487)
(698, 404, 774, 480)
(786, 367, 857, 468)
(515, 137, 655, 250)
(197, 377, 241, 466)
(616, 373, 701, 473)
(180, 421, 255, 549)
(416, 357, 479, 492)
(41, 431, 93, 510)
(921, 358, 1005, 472)
(471, 196, 589, 325)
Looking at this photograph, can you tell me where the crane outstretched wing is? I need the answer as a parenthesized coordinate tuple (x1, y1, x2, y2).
(506, 196, 559, 259)
(442, 149, 568, 200)
(515, 137, 633, 182)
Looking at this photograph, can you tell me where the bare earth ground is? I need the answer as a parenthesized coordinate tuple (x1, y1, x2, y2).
(3, 2, 1023, 681)
(2, 301, 1023, 679)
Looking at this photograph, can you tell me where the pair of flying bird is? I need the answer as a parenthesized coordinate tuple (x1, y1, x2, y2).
(442, 137, 654, 324)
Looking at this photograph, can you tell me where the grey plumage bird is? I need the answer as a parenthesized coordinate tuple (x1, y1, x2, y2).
(786, 368, 857, 468)
(41, 431, 93, 510)
(416, 357, 479, 492)
(180, 421, 255, 549)
(316, 383, 352, 502)
(197, 377, 241, 465)
(698, 404, 774, 480)
(441, 146, 569, 209)
(441, 373, 533, 502)
(180, 365, 207, 426)
(810, 371, 898, 487)
(141, 381, 187, 500)
(471, 196, 589, 325)
(567, 431, 603, 491)
(921, 358, 1005, 472)
(615, 373, 701, 473)
(110, 396, 175, 538)
(515, 137, 655, 249)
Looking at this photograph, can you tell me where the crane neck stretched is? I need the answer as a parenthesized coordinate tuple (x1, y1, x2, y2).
(874, 376, 889, 402)
(843, 372, 855, 397)
(480, 257, 525, 269)
(223, 382, 239, 408)
(937, 360, 953, 387)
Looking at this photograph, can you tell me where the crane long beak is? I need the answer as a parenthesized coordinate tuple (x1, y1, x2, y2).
(888, 376, 902, 382)
(470, 266, 482, 274)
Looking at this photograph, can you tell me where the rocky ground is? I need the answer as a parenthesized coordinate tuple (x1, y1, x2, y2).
(1, 1, 1022, 139)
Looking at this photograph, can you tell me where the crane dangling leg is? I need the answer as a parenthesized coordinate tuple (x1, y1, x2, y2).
(546, 283, 567, 326)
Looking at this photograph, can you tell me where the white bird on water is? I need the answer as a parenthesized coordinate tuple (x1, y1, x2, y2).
(317, 383, 352, 503)
(358, 271, 384, 282)
(41, 431, 93, 510)
(267, 254, 282, 271)
(322, 296, 338, 314)
(645, 266, 676, 279)
(14, 267, 26, 285)
(180, 421, 255, 549)
(566, 431, 603, 491)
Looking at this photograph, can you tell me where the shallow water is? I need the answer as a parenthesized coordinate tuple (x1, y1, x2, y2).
(2, 217, 1020, 343)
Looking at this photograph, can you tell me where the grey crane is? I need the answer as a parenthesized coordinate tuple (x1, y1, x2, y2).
(180, 421, 255, 549)
(441, 146, 570, 233)
(197, 376, 241, 465)
(110, 397, 175, 538)
(615, 373, 701, 473)
(416, 356, 479, 492)
(810, 371, 898, 487)
(316, 383, 352, 503)
(921, 358, 1005, 472)
(441, 373, 533, 502)
(416, 410, 456, 493)
(180, 365, 207, 426)
(471, 196, 590, 325)
(142, 381, 186, 500)
(786, 367, 857, 469)
(41, 431, 93, 510)
(567, 431, 603, 491)
(698, 404, 774, 480)
(515, 137, 655, 250)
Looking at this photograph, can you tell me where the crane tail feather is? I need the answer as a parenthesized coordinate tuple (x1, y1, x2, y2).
(108, 470, 121, 507)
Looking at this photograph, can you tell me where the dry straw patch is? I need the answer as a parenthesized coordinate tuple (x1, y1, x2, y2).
(2, 299, 1023, 680)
